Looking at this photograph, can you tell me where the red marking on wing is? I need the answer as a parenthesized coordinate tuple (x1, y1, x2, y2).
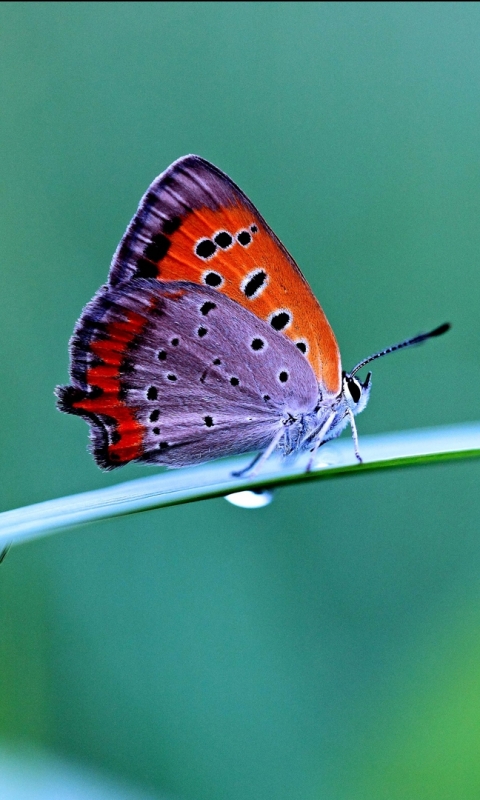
(161, 288, 187, 301)
(71, 310, 147, 466)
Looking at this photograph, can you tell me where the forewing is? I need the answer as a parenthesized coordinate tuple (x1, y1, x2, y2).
(109, 155, 341, 394)
(56, 280, 318, 469)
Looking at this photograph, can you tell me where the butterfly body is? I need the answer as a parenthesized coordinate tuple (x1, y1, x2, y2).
(56, 155, 448, 471)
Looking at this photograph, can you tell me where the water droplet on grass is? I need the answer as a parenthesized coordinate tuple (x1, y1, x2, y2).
(224, 489, 273, 509)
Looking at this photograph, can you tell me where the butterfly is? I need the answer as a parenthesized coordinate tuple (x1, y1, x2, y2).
(56, 155, 449, 473)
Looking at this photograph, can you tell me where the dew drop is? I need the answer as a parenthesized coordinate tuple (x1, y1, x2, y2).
(225, 490, 274, 509)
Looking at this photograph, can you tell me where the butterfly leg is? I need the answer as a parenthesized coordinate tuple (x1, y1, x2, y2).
(232, 427, 285, 479)
(346, 408, 363, 463)
(306, 411, 336, 472)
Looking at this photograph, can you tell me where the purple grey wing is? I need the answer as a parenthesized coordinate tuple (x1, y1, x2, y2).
(57, 279, 319, 469)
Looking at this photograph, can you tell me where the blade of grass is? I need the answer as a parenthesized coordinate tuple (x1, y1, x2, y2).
(1, 422, 479, 549)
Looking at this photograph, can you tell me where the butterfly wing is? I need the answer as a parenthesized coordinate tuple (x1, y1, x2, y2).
(56, 280, 318, 469)
(109, 155, 341, 395)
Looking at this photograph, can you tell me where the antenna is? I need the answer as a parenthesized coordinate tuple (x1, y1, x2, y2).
(349, 322, 451, 378)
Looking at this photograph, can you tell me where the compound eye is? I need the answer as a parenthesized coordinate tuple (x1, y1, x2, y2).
(347, 378, 361, 404)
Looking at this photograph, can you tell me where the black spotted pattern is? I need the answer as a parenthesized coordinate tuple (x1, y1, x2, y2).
(196, 239, 216, 259)
(243, 270, 267, 299)
(135, 257, 159, 279)
(270, 311, 291, 331)
(163, 216, 181, 235)
(144, 232, 170, 262)
(200, 301, 216, 315)
(214, 231, 233, 248)
(237, 230, 251, 246)
(296, 341, 307, 354)
(93, 278, 320, 469)
(204, 271, 223, 288)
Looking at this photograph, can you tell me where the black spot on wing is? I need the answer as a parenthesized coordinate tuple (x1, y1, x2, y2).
(270, 311, 291, 331)
(135, 257, 159, 279)
(243, 270, 267, 299)
(204, 271, 223, 288)
(144, 232, 170, 262)
(214, 231, 233, 248)
(200, 301, 216, 315)
(196, 239, 216, 259)
(237, 230, 251, 246)
(163, 216, 181, 235)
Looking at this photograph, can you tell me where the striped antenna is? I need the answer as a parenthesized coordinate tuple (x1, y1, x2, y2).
(349, 323, 451, 378)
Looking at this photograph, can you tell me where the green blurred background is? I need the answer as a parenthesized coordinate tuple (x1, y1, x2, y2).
(1, 2, 480, 798)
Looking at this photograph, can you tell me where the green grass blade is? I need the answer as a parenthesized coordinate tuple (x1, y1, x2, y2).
(1, 422, 479, 549)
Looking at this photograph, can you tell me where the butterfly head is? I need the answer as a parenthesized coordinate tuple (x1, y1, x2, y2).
(341, 370, 372, 415)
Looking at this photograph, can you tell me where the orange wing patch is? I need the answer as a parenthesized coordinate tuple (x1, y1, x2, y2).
(110, 156, 342, 394)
